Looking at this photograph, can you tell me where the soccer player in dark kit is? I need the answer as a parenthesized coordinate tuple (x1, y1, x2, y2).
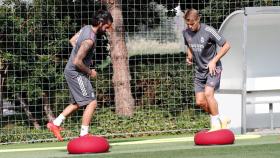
(183, 8, 231, 132)
(47, 10, 113, 141)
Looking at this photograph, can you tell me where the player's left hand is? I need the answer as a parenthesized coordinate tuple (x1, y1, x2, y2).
(89, 69, 97, 78)
(207, 60, 216, 76)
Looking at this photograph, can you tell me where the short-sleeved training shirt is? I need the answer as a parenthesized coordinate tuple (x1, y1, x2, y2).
(64, 25, 96, 75)
(64, 25, 97, 106)
(183, 23, 226, 75)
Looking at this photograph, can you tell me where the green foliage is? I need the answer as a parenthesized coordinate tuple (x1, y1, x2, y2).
(92, 107, 209, 138)
(0, 107, 209, 143)
(129, 53, 194, 112)
(2, 0, 279, 143)
(0, 51, 206, 143)
(0, 0, 75, 104)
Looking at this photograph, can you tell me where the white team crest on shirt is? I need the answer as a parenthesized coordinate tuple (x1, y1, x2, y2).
(200, 37, 204, 43)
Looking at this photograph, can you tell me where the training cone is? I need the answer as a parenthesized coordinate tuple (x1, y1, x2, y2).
(194, 129, 235, 145)
(67, 135, 110, 154)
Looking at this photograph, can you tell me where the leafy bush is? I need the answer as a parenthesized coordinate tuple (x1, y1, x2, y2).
(0, 52, 206, 143)
(0, 0, 205, 143)
(0, 107, 209, 143)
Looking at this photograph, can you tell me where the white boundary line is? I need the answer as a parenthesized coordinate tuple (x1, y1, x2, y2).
(0, 135, 261, 153)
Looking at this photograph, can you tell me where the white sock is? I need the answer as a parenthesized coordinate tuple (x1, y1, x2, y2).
(219, 115, 225, 121)
(53, 114, 65, 126)
(210, 114, 220, 126)
(80, 125, 89, 136)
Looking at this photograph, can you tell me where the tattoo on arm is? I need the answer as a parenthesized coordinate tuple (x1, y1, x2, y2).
(82, 42, 91, 50)
(73, 40, 94, 75)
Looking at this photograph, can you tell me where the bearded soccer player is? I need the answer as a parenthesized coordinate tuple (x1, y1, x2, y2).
(47, 10, 113, 141)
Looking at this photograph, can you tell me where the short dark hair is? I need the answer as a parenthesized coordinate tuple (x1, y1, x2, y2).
(92, 10, 113, 26)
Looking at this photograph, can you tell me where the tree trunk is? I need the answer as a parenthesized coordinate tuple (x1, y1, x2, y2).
(0, 61, 7, 116)
(102, 0, 135, 117)
(0, 72, 3, 116)
(17, 94, 41, 129)
(42, 92, 55, 122)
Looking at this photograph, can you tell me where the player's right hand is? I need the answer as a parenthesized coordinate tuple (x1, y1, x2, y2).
(186, 57, 193, 65)
(89, 69, 97, 78)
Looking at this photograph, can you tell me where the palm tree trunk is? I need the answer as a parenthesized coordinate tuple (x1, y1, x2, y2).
(17, 94, 41, 129)
(102, 0, 135, 117)
(42, 92, 55, 122)
(0, 72, 3, 116)
(0, 62, 8, 116)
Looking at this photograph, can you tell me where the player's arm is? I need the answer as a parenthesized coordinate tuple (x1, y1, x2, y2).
(212, 41, 231, 64)
(208, 41, 231, 75)
(183, 31, 193, 65)
(186, 47, 193, 65)
(69, 29, 82, 47)
(206, 26, 231, 75)
(73, 40, 96, 78)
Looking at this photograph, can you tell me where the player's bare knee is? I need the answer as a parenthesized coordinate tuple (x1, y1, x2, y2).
(196, 99, 207, 107)
(88, 100, 97, 108)
(72, 104, 80, 110)
(204, 91, 214, 100)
